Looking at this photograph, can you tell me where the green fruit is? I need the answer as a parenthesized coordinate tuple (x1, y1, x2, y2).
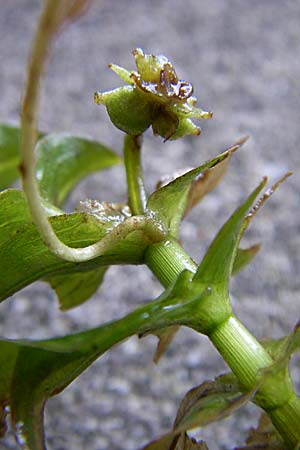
(102, 86, 153, 136)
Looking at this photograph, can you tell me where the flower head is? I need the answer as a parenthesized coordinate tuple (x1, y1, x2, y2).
(94, 49, 212, 140)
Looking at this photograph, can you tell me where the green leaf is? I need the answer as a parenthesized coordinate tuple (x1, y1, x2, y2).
(143, 373, 255, 450)
(0, 124, 45, 191)
(194, 179, 267, 286)
(35, 133, 121, 207)
(0, 315, 145, 449)
(0, 125, 121, 205)
(0, 124, 21, 189)
(47, 266, 108, 310)
(0, 280, 211, 449)
(232, 244, 261, 275)
(0, 190, 158, 302)
(146, 149, 234, 238)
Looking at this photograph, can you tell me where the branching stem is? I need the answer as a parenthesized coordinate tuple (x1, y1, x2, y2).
(146, 239, 300, 449)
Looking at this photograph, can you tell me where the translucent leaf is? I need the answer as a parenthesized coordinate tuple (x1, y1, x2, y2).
(35, 133, 121, 207)
(151, 325, 179, 363)
(184, 157, 229, 217)
(47, 266, 108, 310)
(173, 373, 251, 431)
(143, 373, 255, 450)
(235, 412, 285, 450)
(0, 190, 158, 302)
(232, 244, 261, 275)
(147, 149, 235, 238)
(184, 137, 249, 217)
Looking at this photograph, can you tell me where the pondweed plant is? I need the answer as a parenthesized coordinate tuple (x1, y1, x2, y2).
(0, 1, 299, 449)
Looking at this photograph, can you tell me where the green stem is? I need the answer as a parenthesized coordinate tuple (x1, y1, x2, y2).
(123, 134, 147, 215)
(270, 396, 300, 449)
(210, 315, 273, 390)
(145, 238, 197, 287)
(210, 316, 300, 449)
(145, 239, 300, 449)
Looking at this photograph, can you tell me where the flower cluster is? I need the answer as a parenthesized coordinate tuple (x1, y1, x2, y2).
(94, 48, 212, 140)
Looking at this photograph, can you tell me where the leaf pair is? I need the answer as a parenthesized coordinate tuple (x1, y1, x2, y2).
(0, 150, 293, 449)
(149, 169, 285, 359)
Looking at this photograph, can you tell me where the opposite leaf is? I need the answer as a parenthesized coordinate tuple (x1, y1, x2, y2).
(35, 133, 121, 207)
(147, 149, 234, 238)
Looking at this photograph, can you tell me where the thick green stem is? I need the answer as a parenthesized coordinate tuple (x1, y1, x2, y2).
(210, 316, 300, 449)
(145, 238, 197, 287)
(145, 239, 300, 449)
(210, 316, 273, 390)
(123, 134, 147, 215)
(270, 396, 300, 449)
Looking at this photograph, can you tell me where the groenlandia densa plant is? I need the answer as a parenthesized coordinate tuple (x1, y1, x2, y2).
(0, 1, 299, 449)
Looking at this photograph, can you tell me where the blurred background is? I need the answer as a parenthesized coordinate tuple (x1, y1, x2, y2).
(0, 1, 300, 449)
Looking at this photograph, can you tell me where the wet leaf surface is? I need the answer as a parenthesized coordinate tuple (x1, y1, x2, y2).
(0, 190, 157, 302)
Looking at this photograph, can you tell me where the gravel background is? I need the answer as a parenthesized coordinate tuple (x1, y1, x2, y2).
(0, 1, 300, 449)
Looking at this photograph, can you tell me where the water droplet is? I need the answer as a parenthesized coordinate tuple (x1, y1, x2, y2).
(140, 312, 149, 319)
(162, 304, 177, 311)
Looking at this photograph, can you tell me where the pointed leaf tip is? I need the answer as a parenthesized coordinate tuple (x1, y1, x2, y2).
(147, 150, 233, 238)
(244, 172, 292, 229)
(194, 178, 267, 285)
